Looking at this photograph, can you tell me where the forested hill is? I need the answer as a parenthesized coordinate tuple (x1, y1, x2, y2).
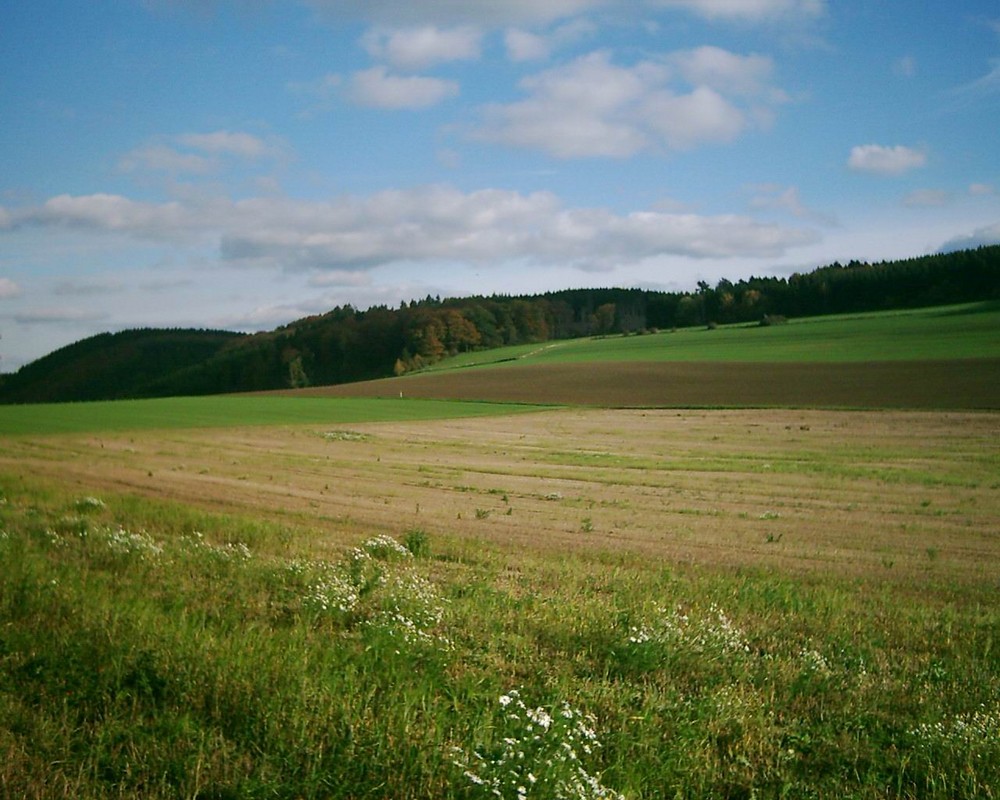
(2, 245, 999, 404)
(0, 329, 245, 404)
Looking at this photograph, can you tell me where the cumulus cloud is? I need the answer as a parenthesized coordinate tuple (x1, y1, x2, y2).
(671, 46, 782, 98)
(504, 28, 550, 62)
(7, 186, 817, 272)
(474, 48, 785, 157)
(348, 66, 459, 108)
(847, 144, 927, 176)
(0, 278, 21, 299)
(26, 194, 202, 238)
(362, 25, 481, 69)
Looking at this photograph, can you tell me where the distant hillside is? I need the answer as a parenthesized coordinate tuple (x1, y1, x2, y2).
(2, 245, 998, 404)
(0, 329, 245, 403)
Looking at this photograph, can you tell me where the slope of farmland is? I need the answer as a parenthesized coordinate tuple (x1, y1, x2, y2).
(276, 358, 1000, 409)
(266, 304, 1000, 409)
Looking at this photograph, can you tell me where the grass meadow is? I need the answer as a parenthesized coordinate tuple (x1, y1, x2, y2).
(423, 301, 1000, 370)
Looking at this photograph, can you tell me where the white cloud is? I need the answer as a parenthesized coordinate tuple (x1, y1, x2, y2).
(504, 19, 596, 62)
(27, 194, 201, 237)
(670, 46, 781, 98)
(7, 186, 817, 272)
(902, 189, 950, 208)
(0, 278, 21, 299)
(647, 0, 825, 22)
(847, 144, 927, 176)
(362, 25, 481, 69)
(505, 28, 550, 62)
(474, 48, 786, 157)
(970, 183, 996, 196)
(349, 66, 459, 109)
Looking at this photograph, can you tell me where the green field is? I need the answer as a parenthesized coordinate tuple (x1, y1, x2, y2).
(0, 396, 538, 437)
(427, 302, 1000, 370)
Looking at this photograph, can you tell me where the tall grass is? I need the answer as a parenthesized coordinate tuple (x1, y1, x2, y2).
(2, 476, 998, 799)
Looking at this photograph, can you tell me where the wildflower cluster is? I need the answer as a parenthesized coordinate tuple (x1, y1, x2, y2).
(303, 534, 450, 651)
(909, 705, 1000, 755)
(627, 603, 750, 658)
(103, 526, 163, 560)
(181, 531, 252, 562)
(454, 689, 623, 800)
(798, 648, 833, 677)
(302, 564, 361, 615)
(74, 496, 106, 512)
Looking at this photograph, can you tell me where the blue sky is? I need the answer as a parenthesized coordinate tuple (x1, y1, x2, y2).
(1, 0, 999, 370)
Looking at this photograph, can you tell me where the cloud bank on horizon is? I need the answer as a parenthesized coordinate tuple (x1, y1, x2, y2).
(1, 0, 998, 368)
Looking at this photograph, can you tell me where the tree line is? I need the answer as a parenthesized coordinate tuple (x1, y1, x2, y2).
(2, 245, 998, 403)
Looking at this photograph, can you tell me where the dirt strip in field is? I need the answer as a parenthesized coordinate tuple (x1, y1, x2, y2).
(272, 358, 1000, 409)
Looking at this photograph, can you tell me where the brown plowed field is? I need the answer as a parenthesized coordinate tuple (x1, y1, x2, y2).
(274, 358, 1000, 409)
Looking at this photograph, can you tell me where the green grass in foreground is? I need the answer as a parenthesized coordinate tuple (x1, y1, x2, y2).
(0, 396, 540, 436)
(428, 302, 1000, 371)
(1, 479, 998, 799)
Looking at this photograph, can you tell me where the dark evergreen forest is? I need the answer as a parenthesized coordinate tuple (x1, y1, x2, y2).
(2, 245, 998, 403)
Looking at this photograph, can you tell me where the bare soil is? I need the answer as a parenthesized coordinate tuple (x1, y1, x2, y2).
(271, 359, 1000, 409)
(6, 408, 999, 585)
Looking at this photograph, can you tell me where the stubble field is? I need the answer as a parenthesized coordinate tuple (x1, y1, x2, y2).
(5, 407, 998, 583)
(2, 401, 999, 798)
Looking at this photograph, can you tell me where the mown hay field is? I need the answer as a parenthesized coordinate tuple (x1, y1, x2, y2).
(3, 405, 999, 798)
